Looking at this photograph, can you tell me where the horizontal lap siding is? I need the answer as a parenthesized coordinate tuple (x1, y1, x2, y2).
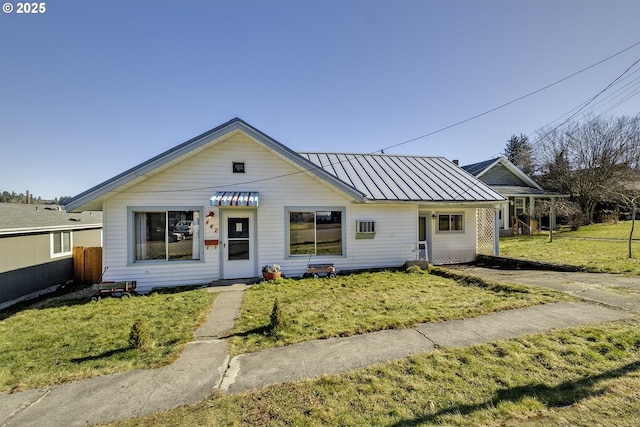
(101, 132, 474, 286)
(342, 204, 416, 271)
(102, 134, 358, 289)
(430, 208, 478, 264)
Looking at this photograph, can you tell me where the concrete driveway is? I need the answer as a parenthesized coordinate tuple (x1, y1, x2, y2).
(447, 265, 640, 312)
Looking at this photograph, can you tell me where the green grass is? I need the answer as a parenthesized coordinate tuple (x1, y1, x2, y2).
(111, 317, 640, 427)
(226, 269, 573, 355)
(0, 290, 216, 393)
(562, 220, 639, 239)
(500, 221, 640, 275)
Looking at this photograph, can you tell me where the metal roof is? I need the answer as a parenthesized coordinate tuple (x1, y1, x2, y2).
(299, 152, 505, 203)
(0, 203, 103, 236)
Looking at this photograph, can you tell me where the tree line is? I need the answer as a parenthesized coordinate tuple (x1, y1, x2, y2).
(0, 191, 72, 205)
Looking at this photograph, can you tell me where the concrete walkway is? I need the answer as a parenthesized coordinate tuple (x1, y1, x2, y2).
(0, 272, 636, 427)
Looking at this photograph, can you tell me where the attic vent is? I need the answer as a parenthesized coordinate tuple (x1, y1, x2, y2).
(232, 162, 245, 173)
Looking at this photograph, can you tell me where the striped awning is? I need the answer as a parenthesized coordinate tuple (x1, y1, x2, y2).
(210, 191, 259, 207)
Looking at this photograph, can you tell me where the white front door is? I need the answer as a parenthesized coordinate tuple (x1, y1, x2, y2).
(221, 210, 257, 279)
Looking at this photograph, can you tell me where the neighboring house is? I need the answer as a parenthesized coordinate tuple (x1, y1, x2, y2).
(65, 118, 505, 292)
(0, 203, 103, 306)
(462, 157, 567, 235)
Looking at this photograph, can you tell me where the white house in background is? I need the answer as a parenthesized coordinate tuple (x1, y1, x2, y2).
(65, 118, 505, 292)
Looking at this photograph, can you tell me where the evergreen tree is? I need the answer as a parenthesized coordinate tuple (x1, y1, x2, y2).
(503, 134, 534, 175)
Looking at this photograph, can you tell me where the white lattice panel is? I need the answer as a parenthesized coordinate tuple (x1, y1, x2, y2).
(476, 208, 495, 256)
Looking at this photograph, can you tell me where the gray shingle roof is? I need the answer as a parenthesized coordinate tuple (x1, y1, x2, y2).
(0, 204, 102, 235)
(299, 153, 505, 203)
(461, 158, 501, 176)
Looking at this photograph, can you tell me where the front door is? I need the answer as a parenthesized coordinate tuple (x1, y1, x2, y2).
(221, 211, 257, 279)
(418, 215, 430, 261)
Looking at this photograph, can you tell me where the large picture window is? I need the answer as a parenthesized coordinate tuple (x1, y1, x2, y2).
(132, 209, 201, 261)
(288, 209, 343, 256)
(438, 213, 464, 232)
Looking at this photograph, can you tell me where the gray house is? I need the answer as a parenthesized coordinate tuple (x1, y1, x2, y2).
(0, 204, 102, 306)
(462, 157, 567, 235)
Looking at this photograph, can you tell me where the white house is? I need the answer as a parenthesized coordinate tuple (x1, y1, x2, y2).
(66, 118, 505, 291)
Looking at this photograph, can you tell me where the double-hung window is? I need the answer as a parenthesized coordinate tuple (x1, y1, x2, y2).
(288, 208, 344, 256)
(437, 213, 464, 232)
(131, 209, 201, 262)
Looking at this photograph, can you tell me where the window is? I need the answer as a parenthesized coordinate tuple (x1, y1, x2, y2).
(514, 198, 525, 217)
(51, 231, 72, 257)
(288, 209, 343, 256)
(132, 209, 201, 262)
(356, 220, 376, 239)
(437, 213, 464, 232)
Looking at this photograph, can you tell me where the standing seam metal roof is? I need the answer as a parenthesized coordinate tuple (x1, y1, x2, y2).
(299, 153, 505, 202)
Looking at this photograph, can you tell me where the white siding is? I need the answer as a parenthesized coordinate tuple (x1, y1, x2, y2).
(100, 132, 484, 290)
(429, 208, 478, 264)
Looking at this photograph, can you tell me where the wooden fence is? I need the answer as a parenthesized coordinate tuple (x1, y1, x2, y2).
(73, 246, 103, 284)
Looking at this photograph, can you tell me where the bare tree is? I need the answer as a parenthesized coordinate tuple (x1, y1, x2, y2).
(535, 114, 640, 224)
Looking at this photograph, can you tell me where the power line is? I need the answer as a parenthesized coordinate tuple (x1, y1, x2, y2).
(381, 40, 640, 154)
(130, 41, 640, 194)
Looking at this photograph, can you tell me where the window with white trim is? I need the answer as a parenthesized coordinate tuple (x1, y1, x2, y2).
(131, 209, 201, 262)
(288, 208, 344, 256)
(51, 231, 72, 257)
(437, 213, 464, 232)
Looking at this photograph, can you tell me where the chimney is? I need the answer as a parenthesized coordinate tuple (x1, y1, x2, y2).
(452, 159, 459, 166)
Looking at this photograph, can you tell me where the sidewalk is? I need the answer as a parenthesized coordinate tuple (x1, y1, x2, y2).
(0, 276, 634, 427)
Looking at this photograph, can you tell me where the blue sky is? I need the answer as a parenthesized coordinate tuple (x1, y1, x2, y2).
(1, 0, 639, 200)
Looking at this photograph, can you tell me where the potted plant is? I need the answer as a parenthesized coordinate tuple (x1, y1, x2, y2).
(262, 264, 282, 281)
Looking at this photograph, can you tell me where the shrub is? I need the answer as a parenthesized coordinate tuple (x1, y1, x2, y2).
(269, 299, 286, 336)
(129, 318, 153, 350)
(405, 264, 425, 274)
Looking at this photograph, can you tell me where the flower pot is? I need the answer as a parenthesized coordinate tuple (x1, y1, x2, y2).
(262, 271, 282, 281)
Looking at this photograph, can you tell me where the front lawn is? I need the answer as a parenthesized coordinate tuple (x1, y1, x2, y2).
(0, 290, 216, 393)
(500, 221, 640, 275)
(112, 317, 640, 427)
(226, 269, 573, 355)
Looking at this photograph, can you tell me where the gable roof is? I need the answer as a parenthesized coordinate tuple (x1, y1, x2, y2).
(0, 203, 102, 236)
(462, 157, 543, 190)
(300, 152, 505, 203)
(65, 118, 366, 212)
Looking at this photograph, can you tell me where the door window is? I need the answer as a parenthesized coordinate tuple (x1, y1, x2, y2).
(228, 217, 250, 260)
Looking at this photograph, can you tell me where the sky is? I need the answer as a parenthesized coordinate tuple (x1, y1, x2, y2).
(1, 0, 639, 201)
